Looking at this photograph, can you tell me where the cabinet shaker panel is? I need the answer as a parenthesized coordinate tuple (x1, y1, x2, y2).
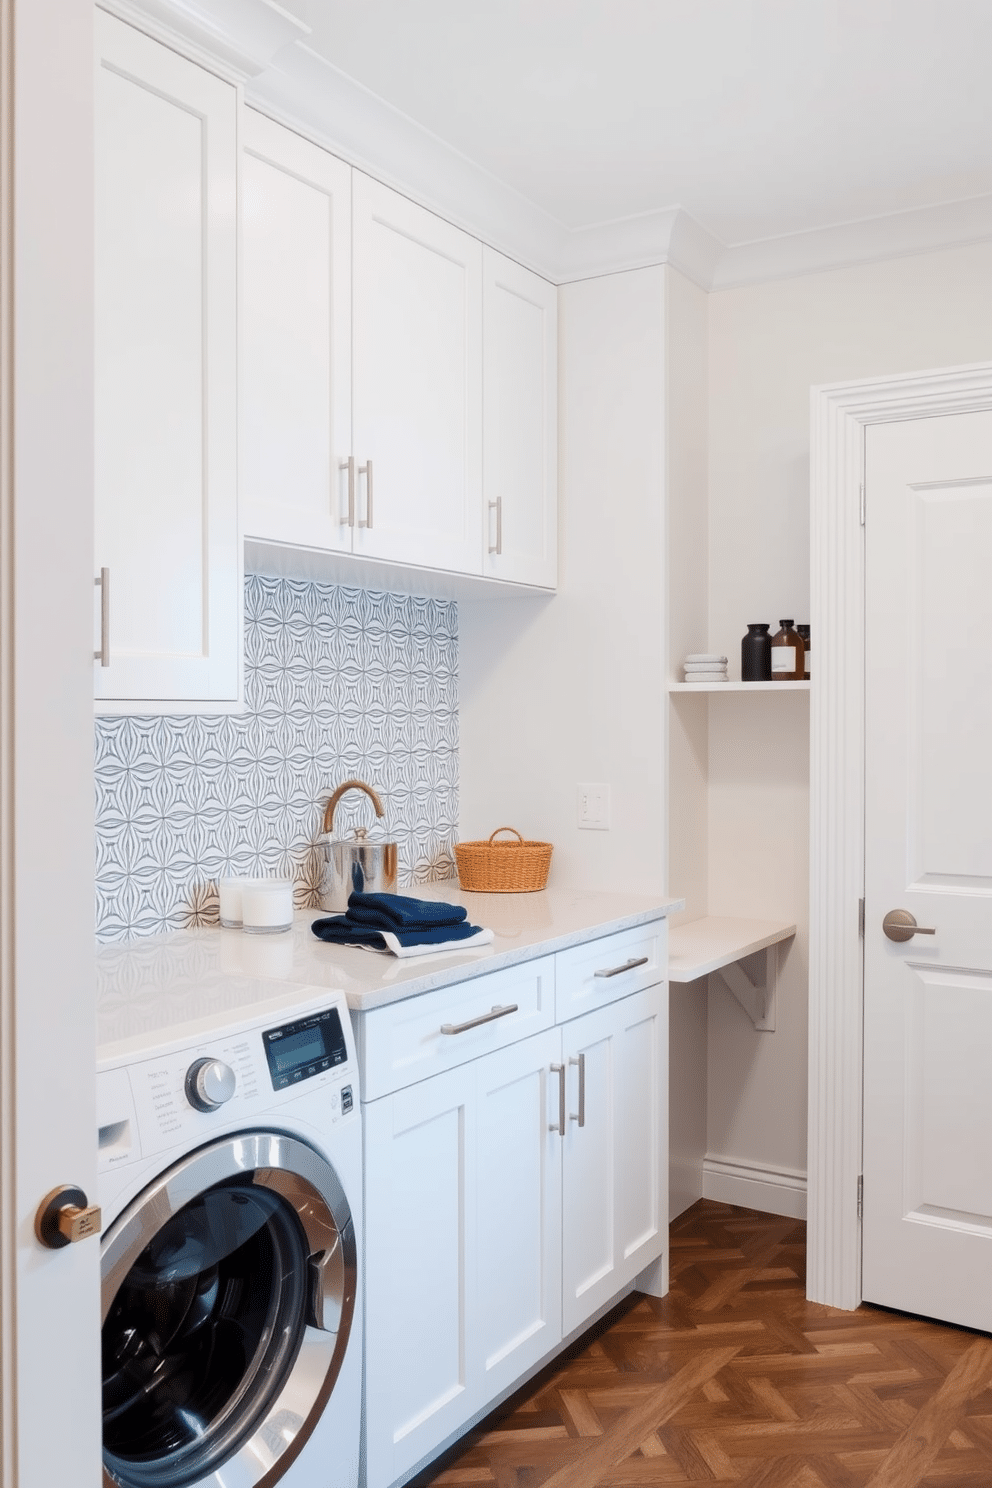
(482, 249, 558, 589)
(363, 1064, 479, 1488)
(241, 110, 352, 553)
(352, 173, 483, 574)
(94, 14, 238, 704)
(561, 983, 667, 1336)
(475, 1030, 563, 1399)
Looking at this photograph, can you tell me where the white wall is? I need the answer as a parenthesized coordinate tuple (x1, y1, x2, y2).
(460, 267, 667, 897)
(705, 242, 992, 1192)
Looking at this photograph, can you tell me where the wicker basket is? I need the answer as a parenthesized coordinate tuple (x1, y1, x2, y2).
(454, 827, 553, 894)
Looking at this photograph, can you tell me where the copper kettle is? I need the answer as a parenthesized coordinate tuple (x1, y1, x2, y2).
(317, 780, 398, 912)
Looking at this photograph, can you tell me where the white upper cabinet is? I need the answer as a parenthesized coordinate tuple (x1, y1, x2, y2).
(94, 14, 239, 706)
(240, 109, 352, 554)
(352, 173, 484, 575)
(482, 249, 558, 589)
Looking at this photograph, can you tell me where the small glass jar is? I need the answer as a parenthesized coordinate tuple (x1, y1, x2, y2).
(770, 620, 805, 681)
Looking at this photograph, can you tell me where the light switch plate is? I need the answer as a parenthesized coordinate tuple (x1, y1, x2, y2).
(577, 783, 611, 830)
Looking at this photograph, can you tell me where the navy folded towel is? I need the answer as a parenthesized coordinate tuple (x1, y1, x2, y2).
(311, 892, 488, 956)
(311, 915, 483, 950)
(344, 892, 468, 931)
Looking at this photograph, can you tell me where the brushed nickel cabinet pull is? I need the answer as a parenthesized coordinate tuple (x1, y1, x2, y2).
(549, 1062, 565, 1135)
(359, 460, 373, 529)
(594, 955, 649, 979)
(94, 568, 110, 667)
(488, 498, 502, 555)
(339, 456, 355, 526)
(440, 1002, 518, 1036)
(569, 1052, 586, 1127)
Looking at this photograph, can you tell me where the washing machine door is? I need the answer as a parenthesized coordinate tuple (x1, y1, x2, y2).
(100, 1131, 356, 1488)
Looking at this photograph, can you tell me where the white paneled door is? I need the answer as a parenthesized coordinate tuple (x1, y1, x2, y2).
(862, 410, 992, 1329)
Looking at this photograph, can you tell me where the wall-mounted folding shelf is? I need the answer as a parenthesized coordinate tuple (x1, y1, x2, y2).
(668, 916, 796, 1031)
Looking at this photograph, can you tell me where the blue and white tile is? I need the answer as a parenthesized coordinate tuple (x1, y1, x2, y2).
(95, 572, 459, 941)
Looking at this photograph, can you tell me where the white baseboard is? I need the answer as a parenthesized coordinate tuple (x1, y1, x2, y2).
(702, 1154, 807, 1220)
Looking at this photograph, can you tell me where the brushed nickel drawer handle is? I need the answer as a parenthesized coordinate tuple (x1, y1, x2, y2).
(549, 1062, 565, 1135)
(594, 955, 649, 979)
(440, 1003, 518, 1036)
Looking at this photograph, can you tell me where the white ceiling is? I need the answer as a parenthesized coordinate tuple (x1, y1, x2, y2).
(290, 0, 992, 248)
(127, 0, 992, 285)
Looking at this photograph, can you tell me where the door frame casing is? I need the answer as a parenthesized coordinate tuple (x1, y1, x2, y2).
(808, 361, 992, 1311)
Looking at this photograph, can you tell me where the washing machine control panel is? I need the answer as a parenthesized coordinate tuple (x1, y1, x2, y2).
(99, 993, 358, 1169)
(262, 1006, 348, 1092)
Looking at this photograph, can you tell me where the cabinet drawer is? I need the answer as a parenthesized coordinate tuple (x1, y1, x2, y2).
(359, 956, 555, 1101)
(555, 921, 667, 1021)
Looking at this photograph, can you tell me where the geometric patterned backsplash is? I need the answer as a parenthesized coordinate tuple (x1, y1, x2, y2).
(94, 573, 458, 943)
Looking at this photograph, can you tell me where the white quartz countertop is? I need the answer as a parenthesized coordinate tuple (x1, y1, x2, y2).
(96, 883, 681, 1054)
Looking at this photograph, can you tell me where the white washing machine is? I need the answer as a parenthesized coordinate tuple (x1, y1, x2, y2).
(96, 982, 362, 1488)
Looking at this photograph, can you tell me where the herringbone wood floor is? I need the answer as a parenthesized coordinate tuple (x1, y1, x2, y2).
(412, 1200, 992, 1488)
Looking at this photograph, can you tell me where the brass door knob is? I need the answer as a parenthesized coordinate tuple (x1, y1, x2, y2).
(882, 909, 937, 943)
(35, 1185, 101, 1249)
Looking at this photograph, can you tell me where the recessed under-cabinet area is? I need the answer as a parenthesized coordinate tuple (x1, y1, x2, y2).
(93, 19, 557, 710)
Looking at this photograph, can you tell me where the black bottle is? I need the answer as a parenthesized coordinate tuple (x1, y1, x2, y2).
(741, 623, 772, 681)
(796, 624, 810, 681)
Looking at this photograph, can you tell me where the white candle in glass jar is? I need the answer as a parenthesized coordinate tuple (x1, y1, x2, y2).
(219, 877, 251, 928)
(241, 879, 294, 934)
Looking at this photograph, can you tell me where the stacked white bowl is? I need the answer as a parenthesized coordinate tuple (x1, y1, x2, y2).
(682, 652, 729, 684)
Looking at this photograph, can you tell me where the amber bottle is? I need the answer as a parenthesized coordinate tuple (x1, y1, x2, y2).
(770, 619, 804, 681)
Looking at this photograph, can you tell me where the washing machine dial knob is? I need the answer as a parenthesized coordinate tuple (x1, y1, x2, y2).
(185, 1057, 236, 1112)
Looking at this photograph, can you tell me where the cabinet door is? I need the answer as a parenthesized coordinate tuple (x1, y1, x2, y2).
(240, 110, 353, 553)
(352, 173, 483, 574)
(475, 1029, 562, 1400)
(363, 1063, 479, 1488)
(482, 249, 558, 589)
(94, 15, 239, 704)
(561, 983, 668, 1335)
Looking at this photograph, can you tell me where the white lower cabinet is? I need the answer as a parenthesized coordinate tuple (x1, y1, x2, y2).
(561, 989, 668, 1335)
(360, 931, 668, 1488)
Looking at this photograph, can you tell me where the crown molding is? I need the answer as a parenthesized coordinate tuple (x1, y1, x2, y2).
(98, 0, 309, 82)
(714, 192, 992, 291)
(106, 0, 992, 292)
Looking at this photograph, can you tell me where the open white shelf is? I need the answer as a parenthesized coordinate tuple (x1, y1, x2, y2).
(669, 680, 810, 693)
(669, 916, 797, 1032)
(669, 915, 796, 981)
